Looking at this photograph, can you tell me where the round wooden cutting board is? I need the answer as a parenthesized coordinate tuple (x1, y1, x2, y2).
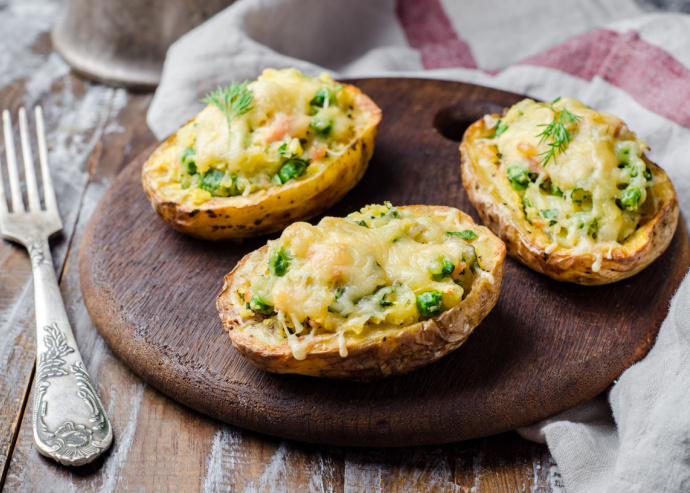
(80, 78, 689, 447)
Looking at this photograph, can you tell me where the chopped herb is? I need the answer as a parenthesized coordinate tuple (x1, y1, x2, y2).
(447, 230, 477, 241)
(356, 220, 369, 228)
(643, 166, 653, 182)
(199, 169, 224, 195)
(416, 291, 444, 317)
(268, 247, 290, 277)
(249, 295, 275, 316)
(335, 288, 345, 300)
(379, 294, 395, 308)
(271, 174, 283, 185)
(570, 188, 590, 205)
(494, 119, 508, 137)
(181, 146, 197, 174)
(536, 97, 582, 166)
(507, 166, 537, 191)
(541, 209, 559, 219)
(587, 217, 599, 239)
(199, 169, 241, 197)
(202, 81, 254, 135)
(237, 291, 245, 301)
(277, 142, 297, 158)
(463, 245, 481, 274)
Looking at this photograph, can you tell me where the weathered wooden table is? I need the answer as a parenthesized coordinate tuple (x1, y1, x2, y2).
(0, 1, 561, 490)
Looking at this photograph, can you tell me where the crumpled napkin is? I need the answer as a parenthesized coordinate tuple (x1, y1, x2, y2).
(147, 1, 690, 491)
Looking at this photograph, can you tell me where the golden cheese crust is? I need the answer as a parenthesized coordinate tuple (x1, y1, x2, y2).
(216, 205, 506, 381)
(142, 82, 381, 241)
(460, 115, 679, 285)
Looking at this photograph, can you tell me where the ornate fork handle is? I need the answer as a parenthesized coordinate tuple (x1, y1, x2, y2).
(30, 235, 113, 466)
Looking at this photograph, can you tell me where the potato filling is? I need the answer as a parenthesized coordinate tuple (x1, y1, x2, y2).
(489, 98, 654, 256)
(236, 204, 489, 359)
(152, 68, 371, 205)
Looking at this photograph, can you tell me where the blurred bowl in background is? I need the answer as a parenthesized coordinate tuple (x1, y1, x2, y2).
(52, 0, 235, 90)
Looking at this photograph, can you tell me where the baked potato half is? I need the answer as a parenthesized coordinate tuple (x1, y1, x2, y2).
(142, 68, 382, 240)
(217, 203, 505, 381)
(461, 97, 679, 285)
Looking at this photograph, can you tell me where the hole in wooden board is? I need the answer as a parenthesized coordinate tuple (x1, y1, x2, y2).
(433, 101, 505, 142)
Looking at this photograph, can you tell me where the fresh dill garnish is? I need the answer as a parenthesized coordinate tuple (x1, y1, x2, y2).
(536, 97, 582, 166)
(201, 81, 254, 135)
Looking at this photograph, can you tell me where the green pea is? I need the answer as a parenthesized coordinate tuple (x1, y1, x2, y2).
(309, 88, 335, 108)
(428, 255, 455, 281)
(268, 247, 290, 277)
(619, 187, 642, 211)
(278, 159, 308, 183)
(309, 117, 333, 136)
(249, 295, 275, 316)
(416, 291, 444, 317)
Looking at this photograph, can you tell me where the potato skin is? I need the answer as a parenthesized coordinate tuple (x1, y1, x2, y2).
(142, 87, 381, 241)
(460, 117, 679, 285)
(216, 205, 506, 381)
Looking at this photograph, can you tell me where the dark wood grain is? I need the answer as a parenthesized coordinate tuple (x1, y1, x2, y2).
(79, 78, 690, 448)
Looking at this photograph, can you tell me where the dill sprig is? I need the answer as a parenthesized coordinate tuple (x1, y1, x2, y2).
(201, 81, 254, 134)
(536, 97, 582, 166)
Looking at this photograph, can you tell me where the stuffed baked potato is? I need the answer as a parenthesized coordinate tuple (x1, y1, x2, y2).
(142, 68, 382, 240)
(461, 97, 679, 285)
(217, 203, 505, 381)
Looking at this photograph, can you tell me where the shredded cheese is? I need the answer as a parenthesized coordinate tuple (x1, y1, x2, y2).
(492, 97, 653, 258)
(247, 204, 485, 359)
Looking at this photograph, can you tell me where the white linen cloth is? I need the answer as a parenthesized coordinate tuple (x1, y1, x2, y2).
(147, 1, 690, 491)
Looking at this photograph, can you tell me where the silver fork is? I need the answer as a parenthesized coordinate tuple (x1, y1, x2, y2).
(0, 107, 112, 466)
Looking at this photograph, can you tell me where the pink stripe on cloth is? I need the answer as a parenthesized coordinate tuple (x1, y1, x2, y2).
(396, 0, 478, 70)
(519, 28, 690, 128)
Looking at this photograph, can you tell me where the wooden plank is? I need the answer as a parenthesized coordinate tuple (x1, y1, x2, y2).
(0, 16, 127, 480)
(453, 433, 558, 492)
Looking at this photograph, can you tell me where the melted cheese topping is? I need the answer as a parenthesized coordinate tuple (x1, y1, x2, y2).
(150, 68, 370, 206)
(238, 204, 486, 359)
(490, 98, 653, 269)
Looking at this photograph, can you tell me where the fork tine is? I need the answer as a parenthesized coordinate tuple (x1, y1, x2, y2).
(3, 110, 24, 213)
(35, 106, 56, 213)
(19, 107, 41, 211)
